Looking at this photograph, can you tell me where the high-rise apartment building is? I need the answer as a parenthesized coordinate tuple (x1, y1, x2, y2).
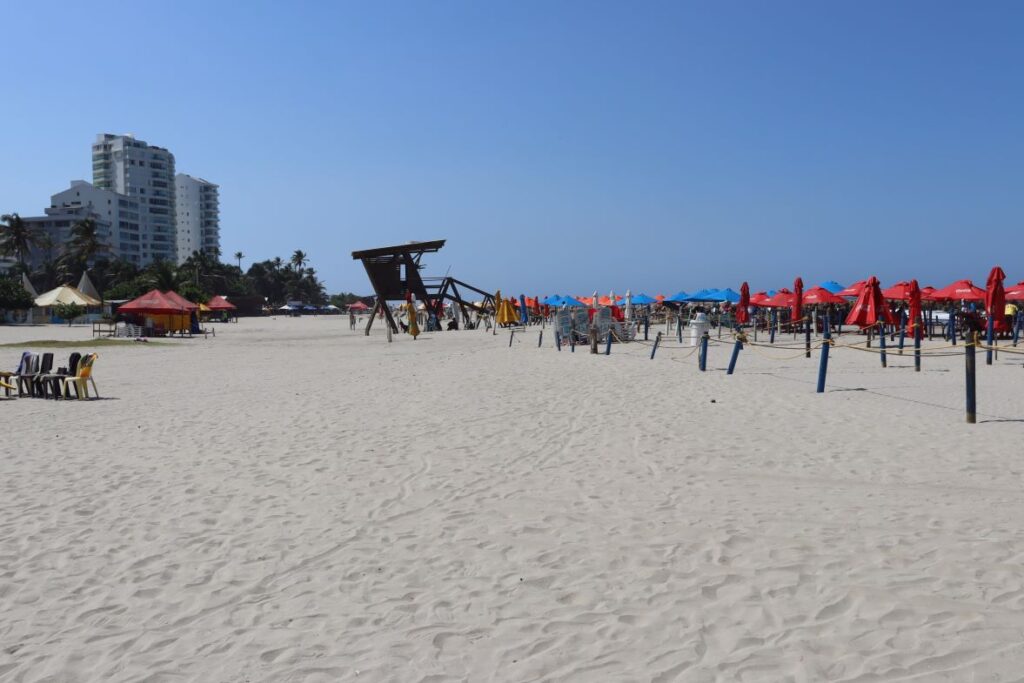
(174, 174, 220, 263)
(92, 133, 177, 263)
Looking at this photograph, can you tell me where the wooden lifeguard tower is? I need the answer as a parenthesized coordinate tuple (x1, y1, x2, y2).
(351, 240, 495, 335)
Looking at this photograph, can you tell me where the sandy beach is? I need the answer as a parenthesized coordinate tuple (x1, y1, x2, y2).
(2, 317, 1024, 682)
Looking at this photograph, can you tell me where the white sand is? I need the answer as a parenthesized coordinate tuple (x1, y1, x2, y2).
(2, 317, 1024, 682)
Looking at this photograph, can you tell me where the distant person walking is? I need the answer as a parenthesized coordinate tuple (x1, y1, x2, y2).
(349, 310, 356, 330)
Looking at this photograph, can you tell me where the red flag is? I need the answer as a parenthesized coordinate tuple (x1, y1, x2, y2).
(985, 266, 1008, 332)
(845, 276, 896, 329)
(792, 277, 803, 323)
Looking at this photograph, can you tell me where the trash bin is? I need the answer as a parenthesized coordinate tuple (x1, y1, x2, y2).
(687, 312, 710, 346)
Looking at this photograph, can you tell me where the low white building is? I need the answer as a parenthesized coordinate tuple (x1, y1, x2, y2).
(174, 174, 220, 263)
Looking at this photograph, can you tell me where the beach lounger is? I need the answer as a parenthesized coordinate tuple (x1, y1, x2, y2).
(61, 353, 99, 400)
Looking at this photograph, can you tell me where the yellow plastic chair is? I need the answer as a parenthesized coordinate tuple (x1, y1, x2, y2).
(62, 353, 99, 400)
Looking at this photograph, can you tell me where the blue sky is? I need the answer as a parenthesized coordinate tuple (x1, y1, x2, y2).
(2, 1, 1022, 295)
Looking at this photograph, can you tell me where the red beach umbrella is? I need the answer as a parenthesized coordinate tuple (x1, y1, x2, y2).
(907, 280, 923, 336)
(762, 288, 794, 308)
(881, 281, 914, 301)
(749, 291, 771, 306)
(985, 266, 1008, 332)
(802, 286, 846, 305)
(921, 286, 937, 301)
(792, 277, 803, 322)
(845, 276, 896, 329)
(736, 282, 750, 324)
(837, 280, 866, 297)
(1006, 281, 1024, 302)
(655, 294, 666, 303)
(930, 279, 986, 301)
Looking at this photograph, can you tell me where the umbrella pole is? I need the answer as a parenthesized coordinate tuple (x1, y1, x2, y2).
(898, 309, 907, 354)
(965, 333, 977, 424)
(817, 315, 831, 393)
(914, 324, 921, 372)
(878, 323, 887, 367)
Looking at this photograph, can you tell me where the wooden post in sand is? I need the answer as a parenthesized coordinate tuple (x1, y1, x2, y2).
(605, 330, 613, 355)
(898, 310, 907, 354)
(727, 334, 742, 375)
(650, 332, 661, 360)
(878, 324, 887, 368)
(965, 333, 977, 424)
(509, 330, 515, 347)
(555, 331, 561, 351)
(538, 330, 543, 348)
(698, 331, 709, 371)
(769, 309, 776, 344)
(817, 317, 831, 393)
(644, 316, 649, 341)
(804, 317, 811, 358)
(985, 316, 994, 366)
(914, 325, 921, 372)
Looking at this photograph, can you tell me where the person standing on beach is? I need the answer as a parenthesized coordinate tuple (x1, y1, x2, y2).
(349, 310, 356, 330)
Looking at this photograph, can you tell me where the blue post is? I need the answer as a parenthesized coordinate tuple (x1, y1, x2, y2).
(644, 316, 649, 341)
(914, 324, 921, 372)
(769, 309, 776, 344)
(650, 332, 661, 360)
(898, 310, 907, 354)
(985, 315, 994, 365)
(555, 331, 561, 351)
(1014, 311, 1021, 347)
(878, 324, 887, 367)
(538, 330, 543, 348)
(677, 315, 683, 343)
(965, 333, 977, 424)
(727, 336, 742, 375)
(948, 312, 956, 346)
(699, 332, 709, 371)
(804, 316, 811, 358)
(605, 330, 613, 356)
(817, 318, 831, 393)
(570, 331, 575, 352)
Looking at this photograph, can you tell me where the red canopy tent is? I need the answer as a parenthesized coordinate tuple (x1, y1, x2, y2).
(802, 286, 847, 305)
(348, 301, 369, 311)
(655, 294, 666, 303)
(119, 289, 196, 314)
(985, 266, 1008, 332)
(921, 286, 937, 301)
(930, 279, 985, 301)
(735, 282, 750, 324)
(837, 280, 866, 297)
(845, 276, 896, 329)
(206, 295, 237, 311)
(761, 288, 794, 308)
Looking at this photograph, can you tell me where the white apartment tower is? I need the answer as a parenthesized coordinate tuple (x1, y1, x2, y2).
(92, 133, 177, 263)
(174, 174, 220, 263)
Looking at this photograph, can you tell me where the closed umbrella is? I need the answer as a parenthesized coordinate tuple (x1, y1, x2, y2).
(907, 280, 923, 336)
(985, 266, 1008, 332)
(735, 283, 750, 324)
(845, 276, 895, 328)
(792, 277, 804, 323)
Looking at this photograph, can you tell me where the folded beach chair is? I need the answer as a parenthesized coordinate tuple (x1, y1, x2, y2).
(61, 353, 99, 400)
(571, 309, 591, 343)
(39, 352, 82, 399)
(16, 353, 50, 397)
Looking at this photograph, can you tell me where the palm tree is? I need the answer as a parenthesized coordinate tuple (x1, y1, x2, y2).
(67, 218, 106, 266)
(0, 213, 39, 268)
(234, 251, 245, 269)
(145, 259, 180, 291)
(290, 249, 308, 270)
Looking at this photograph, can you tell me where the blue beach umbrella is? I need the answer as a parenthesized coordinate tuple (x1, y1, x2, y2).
(631, 293, 657, 304)
(819, 280, 845, 294)
(543, 294, 563, 305)
(684, 288, 719, 302)
(717, 288, 741, 303)
(561, 296, 587, 307)
(665, 290, 690, 302)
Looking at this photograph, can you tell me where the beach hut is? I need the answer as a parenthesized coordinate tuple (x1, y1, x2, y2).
(78, 271, 102, 302)
(205, 295, 237, 321)
(34, 284, 101, 308)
